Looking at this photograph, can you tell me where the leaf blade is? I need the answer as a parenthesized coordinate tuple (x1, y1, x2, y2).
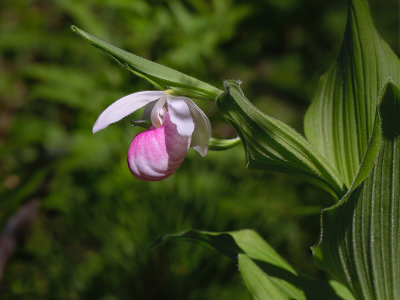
(216, 80, 346, 198)
(238, 254, 289, 300)
(152, 229, 354, 300)
(70, 25, 222, 100)
(314, 83, 400, 299)
(304, 0, 400, 186)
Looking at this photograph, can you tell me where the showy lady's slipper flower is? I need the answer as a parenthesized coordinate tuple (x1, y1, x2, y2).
(93, 91, 211, 181)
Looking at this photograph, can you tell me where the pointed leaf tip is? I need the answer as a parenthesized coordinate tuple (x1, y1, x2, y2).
(70, 26, 222, 100)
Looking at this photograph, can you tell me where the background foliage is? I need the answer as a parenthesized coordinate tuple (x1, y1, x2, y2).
(0, 0, 397, 299)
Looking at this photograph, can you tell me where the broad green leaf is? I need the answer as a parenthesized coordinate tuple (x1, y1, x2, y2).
(304, 0, 400, 186)
(152, 229, 354, 299)
(328, 280, 357, 300)
(238, 254, 288, 300)
(70, 25, 222, 100)
(216, 80, 346, 198)
(313, 83, 400, 299)
(208, 137, 241, 151)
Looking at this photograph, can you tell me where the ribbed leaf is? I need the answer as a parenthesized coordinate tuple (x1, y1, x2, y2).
(152, 229, 354, 300)
(216, 80, 346, 198)
(304, 0, 400, 187)
(70, 25, 222, 100)
(313, 83, 400, 299)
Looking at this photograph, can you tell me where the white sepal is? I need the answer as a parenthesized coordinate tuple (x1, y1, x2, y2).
(166, 96, 195, 138)
(92, 91, 165, 133)
(183, 98, 211, 156)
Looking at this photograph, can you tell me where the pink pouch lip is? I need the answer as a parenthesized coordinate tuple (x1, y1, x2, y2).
(127, 113, 191, 181)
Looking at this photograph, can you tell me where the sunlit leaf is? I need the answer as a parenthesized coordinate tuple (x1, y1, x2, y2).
(153, 229, 355, 299)
(304, 0, 400, 186)
(238, 254, 289, 300)
(70, 25, 222, 100)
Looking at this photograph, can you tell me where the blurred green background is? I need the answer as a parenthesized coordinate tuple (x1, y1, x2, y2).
(0, 0, 397, 299)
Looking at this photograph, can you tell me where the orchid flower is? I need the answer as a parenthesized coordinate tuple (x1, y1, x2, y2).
(93, 91, 212, 181)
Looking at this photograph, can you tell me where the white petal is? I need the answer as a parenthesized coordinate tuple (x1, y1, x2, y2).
(150, 97, 166, 128)
(183, 98, 211, 156)
(92, 91, 165, 133)
(166, 96, 194, 138)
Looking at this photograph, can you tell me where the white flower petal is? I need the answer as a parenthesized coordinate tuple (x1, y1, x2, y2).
(92, 91, 165, 133)
(183, 98, 211, 156)
(150, 97, 166, 128)
(166, 96, 194, 138)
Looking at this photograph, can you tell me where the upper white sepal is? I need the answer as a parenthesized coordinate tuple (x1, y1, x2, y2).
(92, 91, 165, 133)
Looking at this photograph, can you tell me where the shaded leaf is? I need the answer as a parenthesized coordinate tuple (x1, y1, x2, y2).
(314, 83, 400, 299)
(216, 80, 346, 198)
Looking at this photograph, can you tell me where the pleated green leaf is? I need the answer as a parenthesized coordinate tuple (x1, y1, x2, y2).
(304, 0, 400, 187)
(216, 80, 346, 198)
(152, 229, 355, 300)
(313, 83, 400, 299)
(70, 25, 222, 100)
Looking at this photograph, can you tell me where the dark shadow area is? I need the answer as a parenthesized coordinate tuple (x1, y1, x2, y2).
(380, 83, 400, 140)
